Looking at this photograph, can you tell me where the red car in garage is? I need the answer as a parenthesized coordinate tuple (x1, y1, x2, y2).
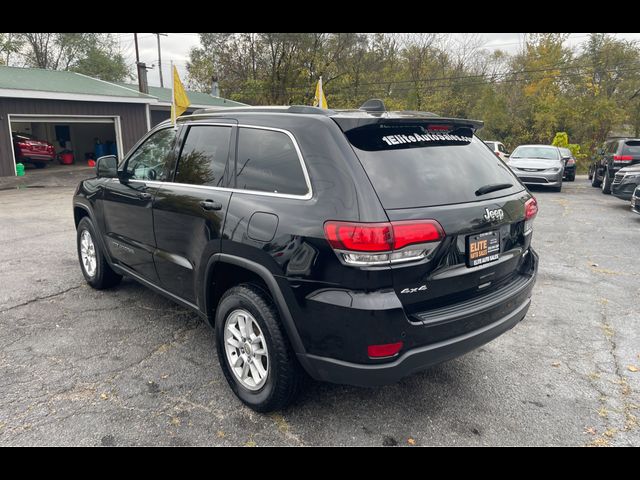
(12, 131, 56, 168)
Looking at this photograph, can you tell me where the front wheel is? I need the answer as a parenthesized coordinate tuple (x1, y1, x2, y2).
(215, 284, 304, 412)
(76, 217, 122, 289)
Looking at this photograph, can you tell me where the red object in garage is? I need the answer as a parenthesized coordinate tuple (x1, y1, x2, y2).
(59, 152, 74, 165)
(88, 159, 96, 167)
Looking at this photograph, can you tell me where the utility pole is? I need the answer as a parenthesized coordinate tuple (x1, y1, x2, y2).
(134, 33, 149, 94)
(154, 33, 168, 88)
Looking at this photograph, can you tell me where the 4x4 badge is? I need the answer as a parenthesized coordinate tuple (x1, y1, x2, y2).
(401, 285, 428, 294)
(483, 207, 504, 222)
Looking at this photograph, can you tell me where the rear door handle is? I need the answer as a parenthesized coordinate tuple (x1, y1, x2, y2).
(138, 192, 152, 200)
(199, 199, 223, 211)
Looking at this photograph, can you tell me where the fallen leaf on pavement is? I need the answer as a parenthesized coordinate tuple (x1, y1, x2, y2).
(628, 365, 638, 372)
(100, 393, 108, 400)
(407, 438, 416, 446)
(551, 361, 561, 367)
(584, 427, 597, 435)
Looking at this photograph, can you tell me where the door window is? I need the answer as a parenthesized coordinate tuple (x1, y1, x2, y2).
(125, 128, 177, 181)
(174, 125, 232, 186)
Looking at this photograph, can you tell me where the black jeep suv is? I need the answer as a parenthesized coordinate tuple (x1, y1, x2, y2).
(73, 103, 539, 412)
(591, 138, 640, 193)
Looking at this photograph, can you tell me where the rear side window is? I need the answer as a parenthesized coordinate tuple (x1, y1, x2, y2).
(235, 127, 308, 196)
(345, 124, 523, 209)
(622, 140, 640, 156)
(175, 125, 232, 186)
(485, 141, 495, 150)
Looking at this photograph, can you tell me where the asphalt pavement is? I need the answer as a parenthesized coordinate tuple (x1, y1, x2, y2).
(0, 175, 638, 446)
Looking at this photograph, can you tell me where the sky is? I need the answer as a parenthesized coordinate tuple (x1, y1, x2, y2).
(117, 33, 640, 92)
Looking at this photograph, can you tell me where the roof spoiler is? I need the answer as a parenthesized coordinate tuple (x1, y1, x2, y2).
(333, 115, 484, 133)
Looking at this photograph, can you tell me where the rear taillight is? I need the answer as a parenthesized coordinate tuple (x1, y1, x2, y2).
(324, 220, 445, 266)
(16, 141, 29, 150)
(613, 155, 633, 162)
(566, 158, 575, 166)
(524, 197, 537, 235)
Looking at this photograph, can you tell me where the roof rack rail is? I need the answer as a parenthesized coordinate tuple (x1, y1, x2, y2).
(187, 105, 334, 116)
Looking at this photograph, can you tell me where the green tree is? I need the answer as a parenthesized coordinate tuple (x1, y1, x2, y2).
(10, 33, 131, 82)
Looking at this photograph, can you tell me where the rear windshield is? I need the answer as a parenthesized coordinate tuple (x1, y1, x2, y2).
(511, 146, 559, 160)
(345, 124, 523, 209)
(622, 141, 640, 156)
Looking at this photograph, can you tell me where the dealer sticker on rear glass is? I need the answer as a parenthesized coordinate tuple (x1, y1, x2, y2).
(466, 230, 500, 267)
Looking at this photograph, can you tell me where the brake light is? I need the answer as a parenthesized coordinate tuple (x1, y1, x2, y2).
(524, 197, 538, 220)
(324, 222, 392, 252)
(368, 342, 403, 358)
(16, 141, 30, 150)
(427, 124, 451, 131)
(613, 155, 633, 162)
(524, 197, 537, 236)
(566, 158, 575, 165)
(324, 220, 445, 266)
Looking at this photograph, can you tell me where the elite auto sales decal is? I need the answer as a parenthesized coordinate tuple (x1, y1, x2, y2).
(381, 132, 471, 146)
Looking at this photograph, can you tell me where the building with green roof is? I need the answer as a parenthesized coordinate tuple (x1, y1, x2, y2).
(0, 65, 247, 176)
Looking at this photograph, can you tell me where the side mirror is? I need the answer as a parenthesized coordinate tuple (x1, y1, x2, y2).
(96, 155, 118, 179)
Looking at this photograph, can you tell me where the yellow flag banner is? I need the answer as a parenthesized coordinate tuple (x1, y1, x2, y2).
(172, 65, 191, 124)
(313, 76, 328, 109)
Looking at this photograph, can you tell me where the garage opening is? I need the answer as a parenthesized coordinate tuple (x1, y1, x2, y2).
(9, 115, 122, 176)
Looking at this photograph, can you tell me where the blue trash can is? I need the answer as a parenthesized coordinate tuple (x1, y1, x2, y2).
(95, 142, 106, 158)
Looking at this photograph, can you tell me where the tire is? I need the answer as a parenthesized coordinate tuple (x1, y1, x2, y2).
(568, 173, 575, 182)
(76, 217, 122, 289)
(592, 169, 602, 187)
(215, 284, 304, 412)
(601, 168, 612, 194)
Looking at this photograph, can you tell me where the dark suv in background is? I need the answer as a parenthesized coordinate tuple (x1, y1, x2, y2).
(73, 102, 539, 411)
(559, 147, 576, 181)
(590, 138, 640, 193)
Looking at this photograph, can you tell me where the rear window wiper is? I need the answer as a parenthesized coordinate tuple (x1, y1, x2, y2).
(475, 183, 513, 196)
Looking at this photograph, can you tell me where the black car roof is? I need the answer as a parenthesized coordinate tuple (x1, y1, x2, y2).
(170, 105, 484, 132)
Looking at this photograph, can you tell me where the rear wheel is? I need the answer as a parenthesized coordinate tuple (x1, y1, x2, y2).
(601, 168, 612, 194)
(568, 172, 575, 182)
(76, 217, 122, 289)
(215, 284, 304, 412)
(591, 168, 602, 187)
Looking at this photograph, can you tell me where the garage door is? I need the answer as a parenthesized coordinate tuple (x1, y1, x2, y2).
(8, 114, 123, 174)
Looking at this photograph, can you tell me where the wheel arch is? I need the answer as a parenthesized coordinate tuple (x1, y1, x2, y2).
(203, 254, 308, 358)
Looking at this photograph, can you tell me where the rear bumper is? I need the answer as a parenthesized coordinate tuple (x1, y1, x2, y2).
(299, 248, 538, 386)
(17, 154, 55, 162)
(300, 297, 531, 386)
